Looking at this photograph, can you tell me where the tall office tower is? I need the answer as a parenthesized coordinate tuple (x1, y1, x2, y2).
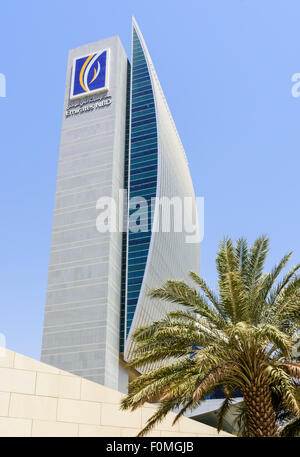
(41, 19, 200, 392)
(41, 37, 129, 389)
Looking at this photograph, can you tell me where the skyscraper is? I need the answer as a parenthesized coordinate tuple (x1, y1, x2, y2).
(41, 18, 200, 393)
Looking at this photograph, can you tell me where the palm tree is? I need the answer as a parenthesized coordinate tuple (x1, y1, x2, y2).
(121, 236, 300, 437)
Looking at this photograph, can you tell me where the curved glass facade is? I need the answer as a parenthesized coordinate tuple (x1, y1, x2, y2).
(123, 19, 200, 362)
(125, 28, 158, 339)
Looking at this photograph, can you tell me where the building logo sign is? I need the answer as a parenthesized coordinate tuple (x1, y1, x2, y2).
(70, 49, 109, 100)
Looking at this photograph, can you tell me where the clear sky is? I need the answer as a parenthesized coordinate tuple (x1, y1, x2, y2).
(0, 0, 299, 361)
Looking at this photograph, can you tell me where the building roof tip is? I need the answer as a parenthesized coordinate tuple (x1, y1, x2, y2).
(132, 16, 140, 30)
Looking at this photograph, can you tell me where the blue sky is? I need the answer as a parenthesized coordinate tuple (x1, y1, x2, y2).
(0, 0, 299, 361)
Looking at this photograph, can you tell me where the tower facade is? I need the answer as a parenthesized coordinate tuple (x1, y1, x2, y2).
(41, 19, 200, 391)
(41, 36, 128, 389)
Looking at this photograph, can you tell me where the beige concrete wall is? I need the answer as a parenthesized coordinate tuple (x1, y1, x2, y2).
(0, 349, 232, 437)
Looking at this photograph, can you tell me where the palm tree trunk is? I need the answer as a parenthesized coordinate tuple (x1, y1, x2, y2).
(242, 384, 278, 437)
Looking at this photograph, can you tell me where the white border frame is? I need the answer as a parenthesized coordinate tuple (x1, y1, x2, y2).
(70, 48, 110, 100)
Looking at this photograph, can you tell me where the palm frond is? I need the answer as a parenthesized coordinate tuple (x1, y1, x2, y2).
(149, 281, 226, 328)
(279, 417, 300, 437)
(216, 393, 235, 432)
(235, 237, 249, 282)
(189, 271, 226, 318)
(193, 365, 230, 401)
(245, 236, 269, 300)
